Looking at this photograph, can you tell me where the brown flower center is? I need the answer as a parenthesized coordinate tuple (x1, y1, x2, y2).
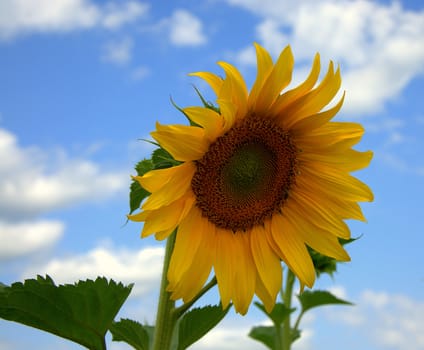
(191, 114, 297, 232)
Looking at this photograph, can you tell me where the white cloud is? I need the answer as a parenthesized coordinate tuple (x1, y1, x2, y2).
(102, 37, 133, 65)
(0, 128, 127, 220)
(101, 1, 149, 30)
(327, 285, 348, 300)
(365, 116, 424, 175)
(191, 306, 314, 350)
(226, 0, 424, 115)
(168, 9, 207, 46)
(131, 65, 150, 80)
(192, 325, 262, 350)
(0, 220, 64, 260)
(327, 289, 424, 350)
(23, 245, 164, 297)
(0, 0, 148, 40)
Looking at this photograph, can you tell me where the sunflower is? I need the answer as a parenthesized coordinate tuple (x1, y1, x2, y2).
(129, 43, 373, 315)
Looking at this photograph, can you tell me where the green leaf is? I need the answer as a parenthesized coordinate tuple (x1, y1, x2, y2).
(152, 147, 180, 169)
(129, 159, 153, 215)
(110, 318, 153, 350)
(291, 328, 301, 342)
(135, 158, 154, 176)
(298, 290, 353, 313)
(0, 275, 132, 350)
(129, 180, 150, 215)
(254, 302, 295, 325)
(177, 304, 230, 350)
(248, 326, 276, 350)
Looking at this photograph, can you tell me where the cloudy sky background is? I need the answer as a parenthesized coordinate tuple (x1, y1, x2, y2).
(0, 0, 423, 349)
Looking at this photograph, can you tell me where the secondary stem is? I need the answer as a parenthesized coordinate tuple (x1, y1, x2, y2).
(174, 276, 217, 318)
(152, 231, 177, 350)
(282, 269, 295, 350)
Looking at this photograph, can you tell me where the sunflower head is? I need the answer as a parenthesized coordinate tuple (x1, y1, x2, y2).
(129, 43, 373, 315)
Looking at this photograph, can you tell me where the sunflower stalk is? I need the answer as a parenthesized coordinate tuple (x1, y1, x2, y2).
(152, 231, 178, 350)
(282, 269, 295, 350)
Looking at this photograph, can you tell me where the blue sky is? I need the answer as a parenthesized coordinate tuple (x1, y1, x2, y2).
(0, 0, 423, 349)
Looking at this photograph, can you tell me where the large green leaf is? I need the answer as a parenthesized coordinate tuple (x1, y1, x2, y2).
(248, 326, 275, 350)
(298, 290, 353, 313)
(110, 318, 153, 350)
(177, 304, 230, 350)
(0, 275, 132, 350)
(254, 302, 295, 325)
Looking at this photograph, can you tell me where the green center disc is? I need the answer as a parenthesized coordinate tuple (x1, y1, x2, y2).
(222, 143, 276, 202)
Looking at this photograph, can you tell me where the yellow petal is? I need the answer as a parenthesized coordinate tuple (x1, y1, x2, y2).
(214, 229, 256, 314)
(127, 210, 148, 222)
(255, 269, 277, 313)
(290, 92, 345, 134)
(282, 62, 341, 127)
(213, 228, 236, 309)
(295, 122, 365, 150)
(169, 223, 215, 302)
(142, 162, 195, 210)
(151, 123, 208, 161)
(217, 61, 248, 119)
(301, 164, 374, 202)
(295, 176, 367, 221)
(189, 71, 223, 97)
(138, 164, 187, 193)
(154, 227, 175, 241)
(284, 205, 350, 261)
(250, 225, 282, 306)
(270, 214, 315, 288)
(168, 208, 215, 302)
(141, 194, 195, 237)
(183, 106, 224, 141)
(269, 53, 321, 117)
(297, 148, 373, 172)
(167, 207, 205, 287)
(217, 98, 237, 133)
(232, 232, 256, 315)
(248, 42, 274, 110)
(255, 45, 294, 112)
(289, 190, 351, 239)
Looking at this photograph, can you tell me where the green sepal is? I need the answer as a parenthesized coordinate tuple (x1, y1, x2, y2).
(254, 301, 295, 325)
(308, 247, 338, 277)
(110, 318, 154, 350)
(170, 96, 199, 128)
(310, 237, 359, 277)
(177, 304, 230, 350)
(0, 275, 132, 350)
(192, 85, 220, 113)
(298, 290, 353, 313)
(248, 326, 275, 349)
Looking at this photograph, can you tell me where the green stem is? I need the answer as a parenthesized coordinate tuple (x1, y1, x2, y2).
(275, 318, 283, 350)
(174, 276, 217, 318)
(292, 310, 304, 334)
(282, 269, 295, 350)
(152, 231, 177, 350)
